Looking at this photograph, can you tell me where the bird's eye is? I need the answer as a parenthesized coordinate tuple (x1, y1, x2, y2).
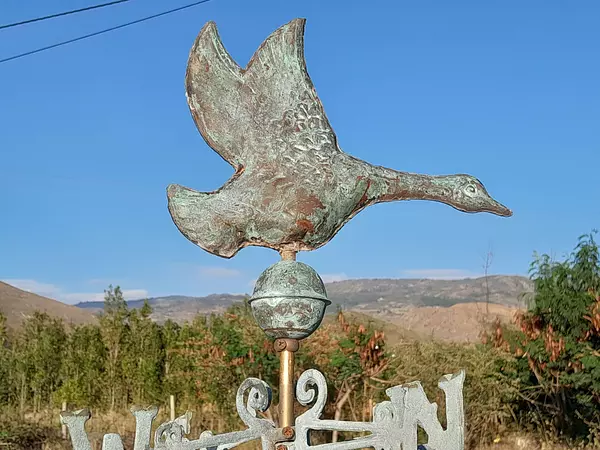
(466, 185, 477, 194)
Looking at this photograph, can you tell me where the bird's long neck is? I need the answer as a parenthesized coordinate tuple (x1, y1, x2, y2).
(365, 166, 454, 205)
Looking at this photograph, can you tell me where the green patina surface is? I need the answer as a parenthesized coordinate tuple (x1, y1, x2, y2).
(249, 260, 330, 339)
(167, 18, 512, 260)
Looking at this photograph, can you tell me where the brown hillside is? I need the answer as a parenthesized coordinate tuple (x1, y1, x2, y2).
(374, 302, 520, 343)
(321, 310, 424, 345)
(0, 281, 97, 329)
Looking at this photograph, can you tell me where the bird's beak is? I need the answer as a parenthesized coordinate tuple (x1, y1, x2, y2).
(487, 198, 512, 217)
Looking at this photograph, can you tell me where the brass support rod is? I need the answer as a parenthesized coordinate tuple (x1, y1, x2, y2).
(280, 249, 297, 261)
(274, 338, 299, 429)
(279, 349, 294, 428)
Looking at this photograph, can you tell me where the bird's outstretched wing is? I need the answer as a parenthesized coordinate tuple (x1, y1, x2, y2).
(185, 18, 340, 169)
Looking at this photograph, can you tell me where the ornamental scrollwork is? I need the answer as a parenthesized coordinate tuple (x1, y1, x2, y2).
(61, 370, 464, 450)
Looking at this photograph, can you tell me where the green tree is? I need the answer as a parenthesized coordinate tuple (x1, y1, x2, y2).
(56, 324, 106, 408)
(99, 285, 129, 411)
(122, 300, 164, 405)
(13, 312, 67, 411)
(493, 232, 600, 442)
(161, 319, 188, 402)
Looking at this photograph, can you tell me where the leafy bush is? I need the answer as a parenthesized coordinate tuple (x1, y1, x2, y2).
(490, 232, 600, 444)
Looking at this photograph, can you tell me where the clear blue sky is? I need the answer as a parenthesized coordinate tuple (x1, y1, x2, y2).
(1, 0, 599, 303)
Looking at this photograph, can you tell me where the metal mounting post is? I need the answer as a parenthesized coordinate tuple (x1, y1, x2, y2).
(275, 338, 299, 430)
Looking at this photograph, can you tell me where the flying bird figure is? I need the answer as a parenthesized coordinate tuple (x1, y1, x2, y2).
(167, 18, 512, 259)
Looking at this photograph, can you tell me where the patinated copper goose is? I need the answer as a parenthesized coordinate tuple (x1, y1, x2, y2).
(167, 18, 511, 259)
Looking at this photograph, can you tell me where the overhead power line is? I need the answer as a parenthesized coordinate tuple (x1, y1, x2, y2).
(0, 0, 214, 65)
(0, 0, 133, 31)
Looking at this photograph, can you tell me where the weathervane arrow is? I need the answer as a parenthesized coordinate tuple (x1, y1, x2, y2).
(167, 18, 511, 259)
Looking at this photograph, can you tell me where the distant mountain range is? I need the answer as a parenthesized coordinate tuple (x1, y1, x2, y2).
(1, 275, 533, 342)
(76, 294, 246, 323)
(326, 275, 531, 308)
(75, 275, 533, 325)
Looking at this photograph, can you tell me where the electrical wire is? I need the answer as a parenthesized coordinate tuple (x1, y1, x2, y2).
(0, 0, 132, 31)
(0, 0, 214, 65)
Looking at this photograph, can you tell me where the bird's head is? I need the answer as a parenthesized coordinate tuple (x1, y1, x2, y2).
(441, 174, 512, 217)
